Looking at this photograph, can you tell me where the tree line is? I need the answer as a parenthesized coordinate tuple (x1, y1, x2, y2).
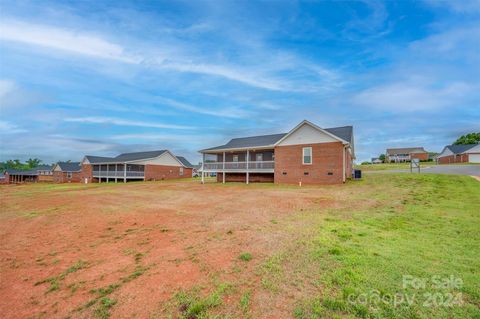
(0, 158, 44, 171)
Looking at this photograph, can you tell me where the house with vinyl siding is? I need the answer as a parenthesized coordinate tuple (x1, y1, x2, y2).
(436, 144, 480, 164)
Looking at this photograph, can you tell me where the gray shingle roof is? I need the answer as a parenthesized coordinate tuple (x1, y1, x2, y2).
(386, 147, 426, 155)
(325, 126, 353, 144)
(201, 125, 353, 152)
(114, 150, 167, 161)
(176, 156, 193, 168)
(84, 150, 191, 166)
(202, 133, 287, 152)
(84, 155, 115, 164)
(446, 144, 478, 154)
(56, 162, 81, 172)
(5, 165, 53, 175)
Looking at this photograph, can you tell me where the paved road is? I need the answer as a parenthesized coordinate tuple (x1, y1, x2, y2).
(364, 165, 480, 176)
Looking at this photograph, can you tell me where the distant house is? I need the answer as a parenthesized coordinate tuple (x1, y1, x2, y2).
(199, 120, 355, 185)
(371, 158, 382, 164)
(80, 150, 193, 183)
(52, 162, 82, 183)
(436, 144, 480, 164)
(4, 165, 53, 183)
(386, 147, 428, 163)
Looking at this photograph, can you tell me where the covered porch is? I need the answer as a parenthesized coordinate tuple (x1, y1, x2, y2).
(201, 149, 275, 184)
(92, 164, 145, 182)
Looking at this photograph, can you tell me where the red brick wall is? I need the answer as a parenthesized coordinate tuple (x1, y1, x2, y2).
(53, 171, 82, 183)
(80, 164, 94, 183)
(411, 152, 429, 161)
(216, 173, 274, 183)
(346, 148, 353, 179)
(37, 175, 53, 182)
(274, 142, 345, 185)
(438, 154, 469, 164)
(144, 165, 192, 181)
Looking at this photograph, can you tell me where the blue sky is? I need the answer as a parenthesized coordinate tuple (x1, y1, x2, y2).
(0, 0, 479, 164)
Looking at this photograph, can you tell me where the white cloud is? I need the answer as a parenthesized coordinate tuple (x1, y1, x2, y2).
(64, 117, 194, 130)
(154, 96, 251, 119)
(0, 18, 340, 92)
(0, 20, 140, 63)
(0, 80, 16, 99)
(0, 120, 28, 133)
(352, 81, 476, 112)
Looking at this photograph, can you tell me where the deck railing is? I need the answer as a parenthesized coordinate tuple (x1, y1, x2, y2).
(92, 171, 144, 177)
(203, 161, 274, 171)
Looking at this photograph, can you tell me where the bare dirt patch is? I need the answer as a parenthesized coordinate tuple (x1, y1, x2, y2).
(0, 180, 349, 318)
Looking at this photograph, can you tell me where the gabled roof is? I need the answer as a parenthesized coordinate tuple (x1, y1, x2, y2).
(84, 155, 115, 164)
(201, 133, 287, 152)
(200, 120, 354, 153)
(176, 156, 194, 168)
(114, 150, 167, 161)
(5, 165, 53, 175)
(443, 144, 478, 155)
(56, 162, 81, 172)
(83, 150, 191, 167)
(386, 147, 426, 155)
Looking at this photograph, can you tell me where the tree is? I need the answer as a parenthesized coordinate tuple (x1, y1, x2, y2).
(26, 158, 42, 168)
(453, 133, 480, 145)
(379, 154, 386, 162)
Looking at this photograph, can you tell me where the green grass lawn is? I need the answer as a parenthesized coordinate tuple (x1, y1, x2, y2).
(263, 174, 480, 318)
(355, 162, 437, 171)
(356, 162, 480, 171)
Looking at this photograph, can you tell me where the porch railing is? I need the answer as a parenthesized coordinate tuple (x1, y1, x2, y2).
(92, 170, 144, 177)
(203, 161, 274, 171)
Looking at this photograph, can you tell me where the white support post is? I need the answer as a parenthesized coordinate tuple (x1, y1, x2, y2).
(124, 164, 127, 183)
(115, 164, 117, 183)
(99, 165, 101, 183)
(222, 152, 225, 184)
(106, 164, 109, 183)
(201, 153, 205, 184)
(246, 149, 249, 184)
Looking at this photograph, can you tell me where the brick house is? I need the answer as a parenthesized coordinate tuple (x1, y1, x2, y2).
(4, 165, 53, 183)
(52, 162, 82, 183)
(80, 150, 193, 183)
(199, 120, 354, 185)
(436, 144, 480, 164)
(386, 147, 429, 163)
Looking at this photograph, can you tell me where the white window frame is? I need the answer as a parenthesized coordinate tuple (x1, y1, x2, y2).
(256, 153, 263, 162)
(303, 147, 312, 165)
(179, 167, 184, 176)
(233, 155, 239, 162)
(66, 172, 73, 179)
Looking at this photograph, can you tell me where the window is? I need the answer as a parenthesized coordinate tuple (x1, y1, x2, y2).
(233, 155, 239, 162)
(179, 167, 184, 176)
(67, 172, 72, 179)
(303, 147, 312, 165)
(256, 153, 263, 162)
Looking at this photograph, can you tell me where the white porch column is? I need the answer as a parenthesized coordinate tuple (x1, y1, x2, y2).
(246, 149, 249, 184)
(124, 163, 127, 183)
(222, 152, 225, 184)
(201, 153, 205, 184)
(115, 164, 118, 183)
(106, 164, 109, 183)
(99, 165, 101, 183)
